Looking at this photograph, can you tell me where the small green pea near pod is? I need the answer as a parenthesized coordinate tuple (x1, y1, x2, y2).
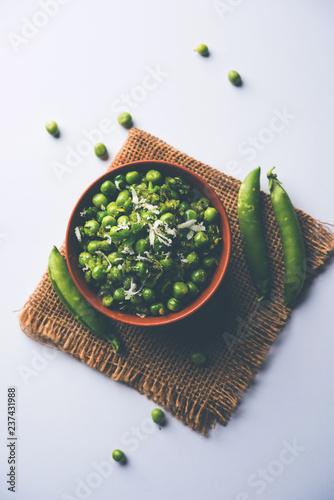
(118, 112, 133, 128)
(194, 43, 209, 56)
(45, 120, 59, 137)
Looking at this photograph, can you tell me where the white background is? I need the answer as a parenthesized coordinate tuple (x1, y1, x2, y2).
(1, 1, 334, 499)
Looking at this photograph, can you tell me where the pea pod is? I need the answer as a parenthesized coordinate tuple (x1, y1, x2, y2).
(267, 168, 306, 305)
(48, 246, 121, 351)
(237, 167, 270, 300)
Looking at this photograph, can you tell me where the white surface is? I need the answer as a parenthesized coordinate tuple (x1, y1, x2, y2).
(1, 1, 334, 499)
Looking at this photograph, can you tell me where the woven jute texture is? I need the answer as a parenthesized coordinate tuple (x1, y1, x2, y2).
(19, 128, 334, 434)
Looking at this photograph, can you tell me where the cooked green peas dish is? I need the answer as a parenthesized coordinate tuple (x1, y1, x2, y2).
(74, 169, 222, 317)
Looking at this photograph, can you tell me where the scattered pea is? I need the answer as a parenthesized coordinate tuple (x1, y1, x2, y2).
(94, 143, 108, 158)
(118, 112, 132, 128)
(228, 70, 242, 87)
(112, 449, 126, 463)
(151, 408, 166, 424)
(45, 120, 59, 136)
(194, 44, 209, 56)
(190, 351, 207, 365)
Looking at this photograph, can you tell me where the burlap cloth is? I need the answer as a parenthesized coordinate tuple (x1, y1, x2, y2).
(19, 128, 334, 434)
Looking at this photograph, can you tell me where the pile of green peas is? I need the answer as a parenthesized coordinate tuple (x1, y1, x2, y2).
(75, 169, 222, 317)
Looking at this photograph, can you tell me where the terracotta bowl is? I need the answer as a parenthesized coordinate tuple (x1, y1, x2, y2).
(66, 160, 231, 326)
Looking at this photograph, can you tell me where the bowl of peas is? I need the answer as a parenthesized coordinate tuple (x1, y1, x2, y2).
(66, 160, 231, 326)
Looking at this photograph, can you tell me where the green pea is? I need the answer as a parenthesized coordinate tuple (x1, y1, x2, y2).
(190, 351, 207, 365)
(202, 256, 217, 269)
(160, 257, 173, 270)
(45, 120, 59, 136)
(191, 269, 207, 286)
(150, 302, 166, 316)
(185, 209, 197, 221)
(109, 267, 123, 282)
(102, 296, 114, 308)
(135, 238, 148, 254)
(78, 252, 91, 267)
(123, 198, 133, 213)
(113, 288, 125, 301)
(102, 215, 116, 229)
(194, 231, 209, 248)
(107, 252, 123, 264)
(94, 143, 108, 158)
(114, 174, 127, 191)
(160, 212, 175, 225)
(106, 202, 119, 217)
(142, 288, 156, 303)
(101, 180, 116, 197)
(92, 193, 109, 210)
(117, 215, 130, 225)
(204, 207, 218, 223)
(146, 170, 163, 185)
(173, 282, 189, 299)
(87, 241, 101, 253)
(111, 449, 126, 463)
(167, 297, 181, 312)
(194, 44, 209, 56)
(92, 265, 105, 280)
(187, 281, 200, 297)
(135, 261, 148, 278)
(185, 251, 199, 268)
(228, 70, 242, 87)
(118, 112, 132, 128)
(151, 408, 165, 424)
(84, 220, 100, 237)
(116, 190, 130, 207)
(126, 171, 141, 184)
(130, 295, 143, 306)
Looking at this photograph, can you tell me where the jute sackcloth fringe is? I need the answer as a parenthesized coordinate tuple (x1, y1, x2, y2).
(19, 128, 334, 434)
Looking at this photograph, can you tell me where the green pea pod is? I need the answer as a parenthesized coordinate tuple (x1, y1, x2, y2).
(237, 167, 270, 300)
(48, 246, 121, 351)
(267, 168, 306, 305)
